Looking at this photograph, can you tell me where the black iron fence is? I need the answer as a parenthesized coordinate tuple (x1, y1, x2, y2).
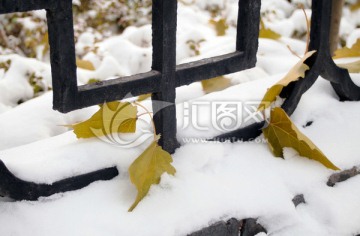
(1, 0, 260, 154)
(0, 0, 359, 207)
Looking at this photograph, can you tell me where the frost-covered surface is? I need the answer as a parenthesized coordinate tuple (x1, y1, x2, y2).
(0, 0, 360, 235)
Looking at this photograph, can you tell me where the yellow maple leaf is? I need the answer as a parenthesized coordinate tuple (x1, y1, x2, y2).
(128, 138, 176, 211)
(337, 60, 360, 73)
(333, 39, 360, 59)
(71, 101, 137, 139)
(258, 50, 316, 111)
(201, 76, 232, 94)
(76, 58, 96, 71)
(209, 18, 229, 36)
(137, 93, 151, 101)
(259, 19, 281, 40)
(262, 107, 339, 170)
(119, 118, 138, 133)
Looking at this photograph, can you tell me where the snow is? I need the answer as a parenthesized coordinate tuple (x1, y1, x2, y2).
(0, 1, 360, 236)
(347, 28, 360, 47)
(0, 93, 98, 151)
(0, 54, 52, 109)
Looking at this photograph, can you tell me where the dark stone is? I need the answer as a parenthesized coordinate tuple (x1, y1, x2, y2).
(292, 194, 306, 207)
(327, 167, 360, 187)
(188, 218, 240, 236)
(240, 218, 267, 236)
(187, 218, 267, 236)
(302, 121, 313, 128)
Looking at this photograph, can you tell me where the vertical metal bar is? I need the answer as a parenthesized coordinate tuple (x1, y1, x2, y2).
(282, 0, 360, 114)
(151, 0, 179, 153)
(236, 0, 261, 66)
(309, 0, 331, 55)
(46, 0, 78, 113)
(311, 0, 360, 101)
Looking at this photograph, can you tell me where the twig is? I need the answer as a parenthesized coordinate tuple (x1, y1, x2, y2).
(287, 45, 301, 59)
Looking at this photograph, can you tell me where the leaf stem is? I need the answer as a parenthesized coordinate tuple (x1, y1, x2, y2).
(287, 45, 301, 59)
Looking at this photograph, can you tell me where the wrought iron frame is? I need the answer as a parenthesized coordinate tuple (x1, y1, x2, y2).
(0, 0, 360, 206)
(1, 0, 261, 153)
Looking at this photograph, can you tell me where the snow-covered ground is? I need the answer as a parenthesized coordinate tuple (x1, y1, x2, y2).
(0, 0, 360, 235)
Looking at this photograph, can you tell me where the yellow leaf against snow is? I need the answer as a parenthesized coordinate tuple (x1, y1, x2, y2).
(41, 32, 49, 56)
(71, 101, 137, 139)
(333, 39, 360, 59)
(337, 60, 360, 73)
(259, 19, 281, 40)
(76, 58, 96, 71)
(350, 1, 360, 12)
(128, 139, 176, 211)
(262, 107, 339, 170)
(137, 93, 151, 101)
(201, 76, 231, 94)
(119, 118, 137, 133)
(258, 50, 316, 111)
(209, 18, 229, 36)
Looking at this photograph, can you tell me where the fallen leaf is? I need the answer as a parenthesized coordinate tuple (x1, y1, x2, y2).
(71, 101, 137, 138)
(209, 18, 228, 36)
(350, 1, 360, 11)
(201, 76, 231, 94)
(0, 59, 11, 72)
(262, 107, 339, 170)
(259, 19, 281, 40)
(119, 118, 137, 133)
(333, 39, 360, 59)
(128, 138, 176, 211)
(87, 78, 101, 84)
(137, 94, 151, 101)
(41, 32, 49, 56)
(258, 50, 316, 111)
(76, 58, 96, 71)
(337, 60, 360, 73)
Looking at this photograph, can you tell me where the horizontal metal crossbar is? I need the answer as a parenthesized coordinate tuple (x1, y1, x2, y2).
(74, 51, 247, 109)
(0, 0, 58, 14)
